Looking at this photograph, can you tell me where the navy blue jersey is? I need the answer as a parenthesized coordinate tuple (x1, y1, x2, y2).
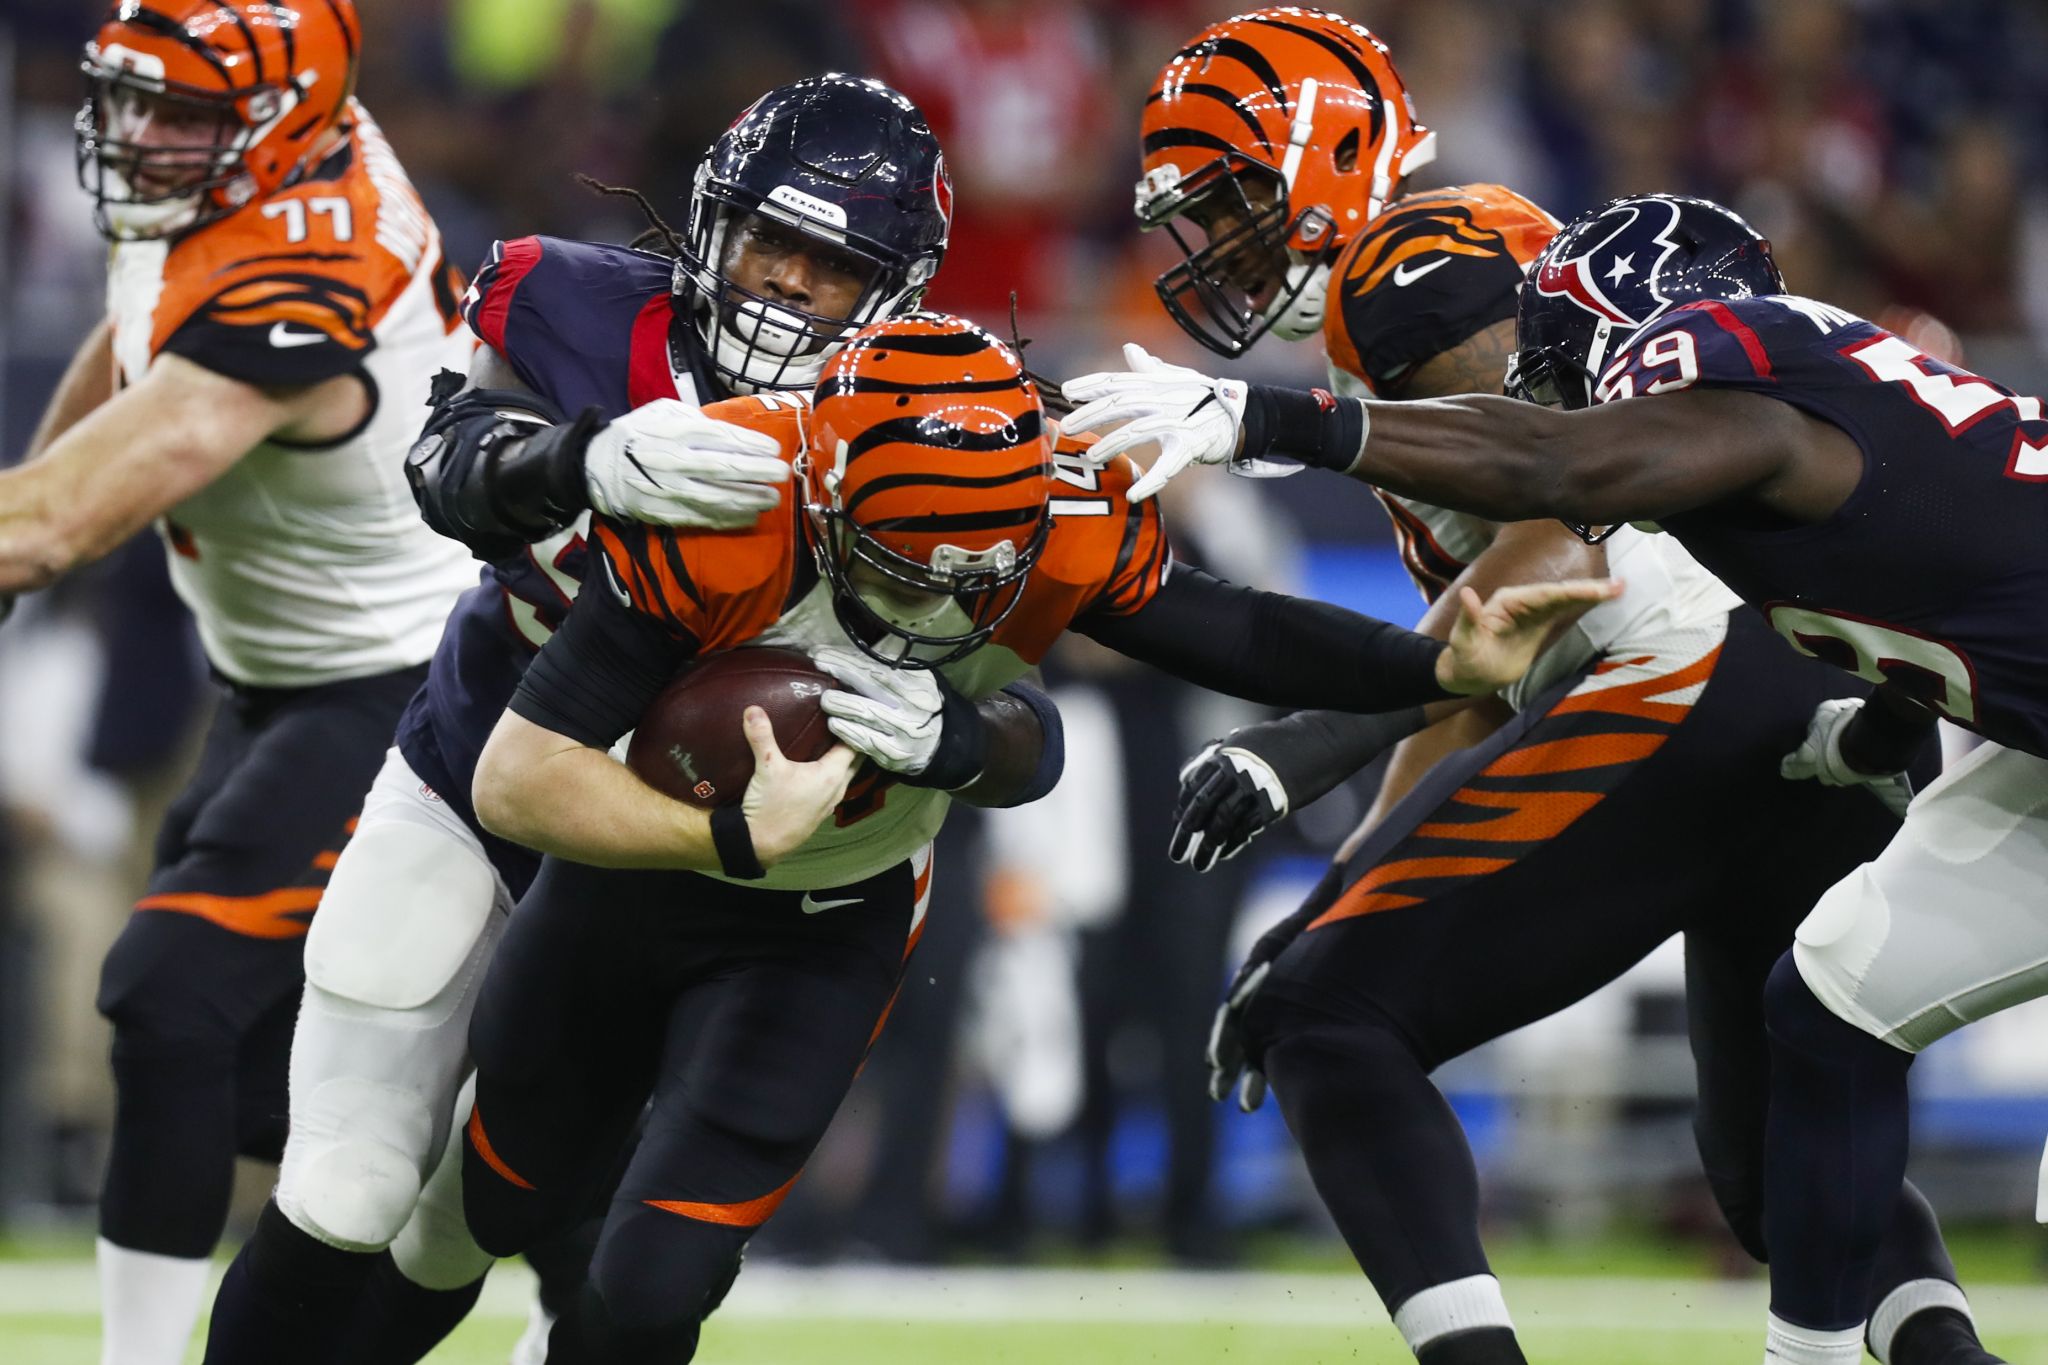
(393, 236, 721, 887)
(1595, 293, 2048, 758)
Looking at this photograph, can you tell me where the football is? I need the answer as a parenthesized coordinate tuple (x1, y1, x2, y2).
(625, 647, 839, 808)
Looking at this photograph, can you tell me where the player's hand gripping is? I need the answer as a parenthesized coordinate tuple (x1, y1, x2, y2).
(810, 647, 946, 776)
(1060, 344, 1249, 499)
(809, 647, 988, 789)
(1438, 579, 1625, 695)
(1779, 697, 1917, 818)
(1171, 744, 1289, 873)
(738, 706, 857, 865)
(584, 398, 790, 529)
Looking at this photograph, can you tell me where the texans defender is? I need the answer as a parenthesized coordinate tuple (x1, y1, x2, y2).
(201, 76, 937, 1365)
(3, 4, 479, 1361)
(1067, 191, 2046, 1365)
(460, 311, 1615, 1362)
(1089, 14, 1994, 1365)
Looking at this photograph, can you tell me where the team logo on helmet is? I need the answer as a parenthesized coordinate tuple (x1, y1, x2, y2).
(1530, 196, 1687, 329)
(930, 152, 954, 242)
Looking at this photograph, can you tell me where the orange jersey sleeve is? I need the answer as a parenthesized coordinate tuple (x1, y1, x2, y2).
(589, 395, 809, 650)
(1323, 184, 1560, 396)
(988, 432, 1171, 664)
(149, 111, 464, 386)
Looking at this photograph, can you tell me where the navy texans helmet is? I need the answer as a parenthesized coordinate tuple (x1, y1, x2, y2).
(678, 74, 953, 394)
(1506, 193, 1782, 412)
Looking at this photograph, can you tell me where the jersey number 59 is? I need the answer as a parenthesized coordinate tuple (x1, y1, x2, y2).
(1766, 603, 1978, 726)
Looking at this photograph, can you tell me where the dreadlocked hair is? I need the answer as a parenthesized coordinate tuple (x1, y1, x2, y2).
(1008, 291, 1073, 418)
(576, 173, 687, 259)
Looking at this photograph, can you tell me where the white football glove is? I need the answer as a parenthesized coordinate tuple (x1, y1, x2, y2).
(583, 398, 789, 529)
(811, 646, 946, 776)
(1780, 697, 1916, 818)
(1061, 344, 1249, 501)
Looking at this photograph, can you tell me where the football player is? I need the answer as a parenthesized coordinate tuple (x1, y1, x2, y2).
(1067, 188, 2047, 1365)
(1066, 12, 2001, 1365)
(458, 311, 1616, 1362)
(3, 5, 488, 1362)
(199, 76, 926, 1365)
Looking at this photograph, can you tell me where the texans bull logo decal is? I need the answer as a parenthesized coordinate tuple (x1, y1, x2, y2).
(1530, 197, 1687, 328)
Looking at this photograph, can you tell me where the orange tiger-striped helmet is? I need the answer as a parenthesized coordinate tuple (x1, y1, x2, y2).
(804, 313, 1055, 669)
(76, 0, 363, 241)
(1138, 8, 1435, 357)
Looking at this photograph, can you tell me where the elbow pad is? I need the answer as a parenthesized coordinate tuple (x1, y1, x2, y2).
(405, 375, 596, 560)
(976, 682, 1066, 808)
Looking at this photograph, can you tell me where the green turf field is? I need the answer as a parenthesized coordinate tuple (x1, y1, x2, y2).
(5, 1230, 2046, 1364)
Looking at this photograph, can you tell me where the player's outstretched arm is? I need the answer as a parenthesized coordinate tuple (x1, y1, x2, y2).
(473, 706, 855, 870)
(0, 351, 361, 594)
(406, 344, 789, 560)
(1340, 386, 1807, 529)
(1077, 564, 1619, 712)
(1063, 348, 1809, 527)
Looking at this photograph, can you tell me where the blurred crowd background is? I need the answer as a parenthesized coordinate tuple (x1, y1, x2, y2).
(4, 0, 2048, 1273)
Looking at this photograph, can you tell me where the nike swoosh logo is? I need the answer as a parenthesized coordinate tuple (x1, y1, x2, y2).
(268, 322, 328, 348)
(1392, 257, 1450, 287)
(600, 554, 632, 608)
(800, 894, 863, 915)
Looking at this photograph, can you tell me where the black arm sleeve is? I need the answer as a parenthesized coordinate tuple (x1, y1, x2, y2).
(404, 371, 601, 561)
(1225, 705, 1430, 808)
(508, 568, 698, 748)
(1076, 565, 1454, 711)
(1237, 382, 1370, 472)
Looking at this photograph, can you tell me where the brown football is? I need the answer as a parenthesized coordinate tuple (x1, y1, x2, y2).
(625, 647, 839, 808)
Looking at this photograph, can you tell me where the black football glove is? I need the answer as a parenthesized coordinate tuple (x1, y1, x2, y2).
(1171, 744, 1288, 873)
(1169, 705, 1430, 875)
(1206, 904, 1320, 1112)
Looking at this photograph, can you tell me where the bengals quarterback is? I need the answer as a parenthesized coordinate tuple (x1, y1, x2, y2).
(1, 4, 482, 1361)
(1065, 12, 2000, 1365)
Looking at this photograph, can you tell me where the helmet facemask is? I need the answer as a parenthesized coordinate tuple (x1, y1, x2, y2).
(1144, 158, 1339, 359)
(679, 173, 937, 396)
(76, 55, 302, 242)
(799, 439, 1052, 671)
(1505, 322, 1627, 544)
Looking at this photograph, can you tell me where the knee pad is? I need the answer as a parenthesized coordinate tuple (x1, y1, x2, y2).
(279, 1075, 437, 1252)
(391, 1116, 494, 1290)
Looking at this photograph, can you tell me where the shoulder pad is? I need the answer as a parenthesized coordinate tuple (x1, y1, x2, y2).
(461, 236, 679, 417)
(1325, 185, 1560, 395)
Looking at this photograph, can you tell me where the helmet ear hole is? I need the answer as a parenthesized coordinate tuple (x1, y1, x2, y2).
(1333, 128, 1360, 175)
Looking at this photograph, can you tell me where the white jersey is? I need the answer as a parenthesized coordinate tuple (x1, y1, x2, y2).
(107, 105, 473, 688)
(1328, 363, 1741, 709)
